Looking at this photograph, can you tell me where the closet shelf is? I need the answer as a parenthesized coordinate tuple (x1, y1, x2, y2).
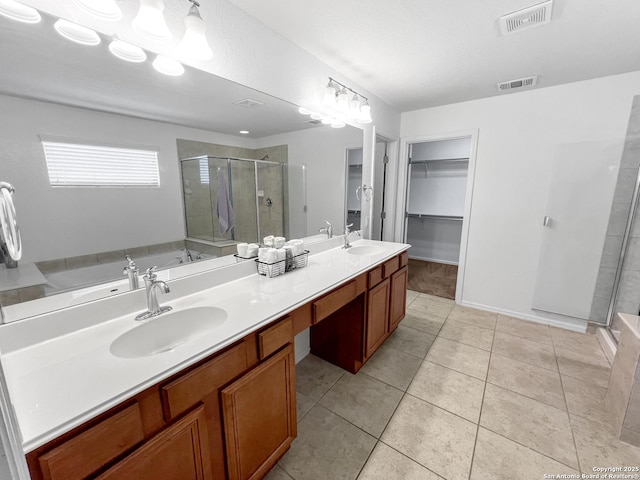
(348, 164, 363, 168)
(410, 157, 468, 164)
(348, 209, 361, 214)
(406, 213, 463, 221)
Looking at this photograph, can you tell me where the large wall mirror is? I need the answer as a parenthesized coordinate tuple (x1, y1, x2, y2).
(0, 11, 362, 321)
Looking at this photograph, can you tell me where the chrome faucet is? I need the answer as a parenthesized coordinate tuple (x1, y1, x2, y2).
(136, 266, 172, 321)
(123, 255, 139, 290)
(342, 223, 361, 249)
(319, 220, 333, 239)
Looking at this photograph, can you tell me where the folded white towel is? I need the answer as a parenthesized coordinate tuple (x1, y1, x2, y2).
(286, 239, 305, 256)
(246, 243, 259, 258)
(263, 235, 275, 247)
(276, 248, 286, 261)
(237, 243, 249, 257)
(265, 248, 278, 264)
(274, 236, 286, 248)
(258, 247, 269, 262)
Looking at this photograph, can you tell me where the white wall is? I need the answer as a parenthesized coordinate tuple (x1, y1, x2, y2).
(256, 126, 363, 235)
(400, 71, 640, 327)
(0, 95, 254, 263)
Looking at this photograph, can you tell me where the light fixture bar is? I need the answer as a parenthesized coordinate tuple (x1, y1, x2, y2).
(327, 77, 368, 104)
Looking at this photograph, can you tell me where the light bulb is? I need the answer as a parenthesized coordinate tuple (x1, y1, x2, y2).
(179, 3, 213, 60)
(0, 0, 40, 23)
(153, 55, 184, 76)
(72, 0, 122, 21)
(109, 38, 147, 63)
(54, 19, 100, 46)
(323, 81, 336, 107)
(349, 95, 361, 118)
(336, 87, 349, 112)
(357, 103, 372, 124)
(133, 0, 172, 43)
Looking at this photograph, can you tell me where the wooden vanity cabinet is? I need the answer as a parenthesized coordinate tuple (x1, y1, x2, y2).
(365, 278, 390, 359)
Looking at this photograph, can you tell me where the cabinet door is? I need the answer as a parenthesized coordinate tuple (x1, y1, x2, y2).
(365, 278, 390, 359)
(96, 405, 212, 480)
(222, 344, 296, 480)
(390, 266, 408, 331)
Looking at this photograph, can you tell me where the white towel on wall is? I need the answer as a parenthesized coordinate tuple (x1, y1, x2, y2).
(216, 170, 234, 234)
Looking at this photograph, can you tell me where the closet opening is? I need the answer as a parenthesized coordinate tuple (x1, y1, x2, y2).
(404, 136, 472, 300)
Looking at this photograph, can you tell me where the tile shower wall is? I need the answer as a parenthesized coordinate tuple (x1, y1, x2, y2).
(590, 96, 640, 328)
(177, 139, 288, 244)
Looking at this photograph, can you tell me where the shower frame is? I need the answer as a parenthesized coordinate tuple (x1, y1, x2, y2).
(180, 155, 287, 244)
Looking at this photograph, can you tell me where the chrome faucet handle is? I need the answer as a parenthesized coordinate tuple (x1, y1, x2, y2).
(144, 266, 158, 280)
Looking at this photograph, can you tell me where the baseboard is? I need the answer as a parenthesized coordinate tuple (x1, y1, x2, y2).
(295, 348, 310, 364)
(596, 327, 617, 365)
(459, 300, 588, 333)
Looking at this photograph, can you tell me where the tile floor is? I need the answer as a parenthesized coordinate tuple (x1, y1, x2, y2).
(267, 291, 640, 480)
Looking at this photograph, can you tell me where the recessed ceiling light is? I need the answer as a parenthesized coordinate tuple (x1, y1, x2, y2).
(152, 55, 184, 76)
(239, 130, 250, 135)
(0, 0, 41, 23)
(54, 19, 101, 46)
(298, 107, 310, 115)
(72, 0, 122, 21)
(109, 38, 147, 63)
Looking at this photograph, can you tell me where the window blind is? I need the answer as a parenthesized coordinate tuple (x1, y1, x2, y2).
(42, 141, 160, 187)
(199, 158, 210, 185)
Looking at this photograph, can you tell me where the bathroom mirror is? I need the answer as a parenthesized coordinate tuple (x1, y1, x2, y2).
(0, 12, 362, 320)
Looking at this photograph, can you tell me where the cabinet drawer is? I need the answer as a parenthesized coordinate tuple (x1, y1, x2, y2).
(38, 403, 144, 480)
(368, 265, 383, 288)
(162, 343, 248, 421)
(382, 256, 400, 278)
(291, 303, 312, 335)
(258, 316, 293, 360)
(313, 275, 366, 324)
(399, 251, 408, 268)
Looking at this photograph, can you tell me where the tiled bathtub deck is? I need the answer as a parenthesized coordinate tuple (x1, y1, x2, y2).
(267, 291, 640, 480)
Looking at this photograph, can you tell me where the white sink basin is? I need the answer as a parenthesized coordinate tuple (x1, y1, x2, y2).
(347, 246, 386, 256)
(110, 306, 227, 358)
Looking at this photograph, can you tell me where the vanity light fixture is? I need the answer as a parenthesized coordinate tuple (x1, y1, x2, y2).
(133, 0, 172, 43)
(357, 100, 373, 124)
(72, 0, 122, 21)
(152, 54, 184, 76)
(323, 79, 337, 107)
(0, 0, 41, 24)
(335, 87, 349, 112)
(109, 36, 147, 63)
(322, 77, 372, 125)
(54, 19, 101, 46)
(178, 0, 213, 60)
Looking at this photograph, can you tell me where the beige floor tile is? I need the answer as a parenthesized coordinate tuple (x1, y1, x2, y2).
(357, 443, 442, 480)
(360, 343, 422, 391)
(556, 355, 611, 389)
(495, 314, 552, 345)
(279, 405, 376, 480)
(408, 297, 454, 318)
(401, 310, 446, 336)
(408, 361, 485, 423)
(550, 326, 606, 353)
(470, 428, 580, 480)
(439, 321, 494, 351)
(406, 290, 420, 307)
(487, 353, 566, 410)
(383, 325, 435, 358)
(265, 465, 294, 480)
(492, 331, 558, 371)
(562, 375, 618, 431)
(296, 391, 315, 422)
(447, 306, 497, 330)
(480, 384, 578, 469)
(417, 293, 455, 305)
(319, 373, 403, 438)
(426, 337, 491, 380)
(571, 415, 640, 472)
(381, 395, 476, 480)
(296, 354, 345, 401)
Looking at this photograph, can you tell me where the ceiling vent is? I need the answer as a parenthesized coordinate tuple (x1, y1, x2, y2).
(497, 75, 539, 91)
(233, 98, 264, 109)
(500, 0, 553, 36)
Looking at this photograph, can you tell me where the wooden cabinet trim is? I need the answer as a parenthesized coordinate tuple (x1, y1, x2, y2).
(291, 303, 312, 336)
(313, 273, 366, 324)
(367, 265, 384, 288)
(399, 251, 409, 268)
(382, 256, 400, 279)
(161, 342, 248, 421)
(365, 278, 391, 360)
(389, 266, 409, 332)
(258, 316, 293, 360)
(38, 403, 144, 480)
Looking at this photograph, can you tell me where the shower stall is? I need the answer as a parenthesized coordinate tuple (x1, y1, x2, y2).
(180, 155, 307, 245)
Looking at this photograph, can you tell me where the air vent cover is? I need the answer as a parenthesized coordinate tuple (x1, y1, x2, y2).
(233, 98, 264, 109)
(500, 0, 553, 36)
(497, 76, 539, 91)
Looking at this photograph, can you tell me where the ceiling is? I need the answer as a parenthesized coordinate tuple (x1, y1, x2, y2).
(228, 0, 640, 111)
(0, 12, 320, 139)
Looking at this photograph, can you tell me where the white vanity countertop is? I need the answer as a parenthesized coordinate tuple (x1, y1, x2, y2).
(0, 239, 409, 453)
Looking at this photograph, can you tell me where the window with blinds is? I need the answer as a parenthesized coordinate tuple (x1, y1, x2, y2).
(42, 141, 160, 187)
(199, 157, 210, 185)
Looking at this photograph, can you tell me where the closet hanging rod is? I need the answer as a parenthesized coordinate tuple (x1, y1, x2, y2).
(410, 157, 469, 165)
(406, 213, 463, 221)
